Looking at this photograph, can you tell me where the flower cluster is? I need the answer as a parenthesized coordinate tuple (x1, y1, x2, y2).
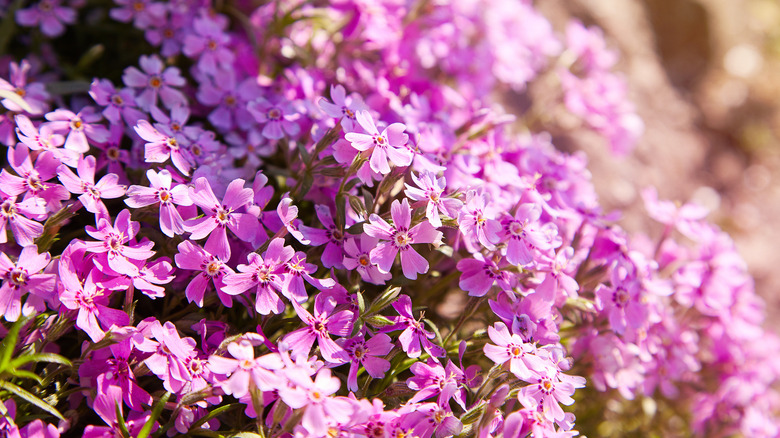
(0, 1, 778, 438)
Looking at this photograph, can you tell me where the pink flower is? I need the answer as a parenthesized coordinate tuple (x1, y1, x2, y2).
(57, 155, 126, 220)
(208, 340, 283, 397)
(221, 238, 293, 315)
(45, 107, 109, 153)
(0, 195, 45, 246)
(518, 366, 585, 422)
(89, 79, 146, 126)
(0, 245, 55, 322)
(457, 253, 515, 297)
(0, 145, 69, 209)
(184, 177, 258, 261)
(82, 209, 156, 277)
(0, 60, 49, 114)
(458, 190, 502, 252)
(134, 119, 193, 176)
(125, 168, 192, 237)
(58, 258, 129, 342)
(318, 84, 368, 132)
(109, 0, 165, 29)
(182, 14, 235, 75)
(279, 368, 354, 437)
(174, 240, 234, 307)
(247, 97, 301, 140)
(500, 203, 552, 266)
(364, 198, 443, 280)
(483, 321, 547, 381)
(122, 54, 187, 111)
(14, 114, 77, 165)
(382, 294, 445, 358)
(404, 171, 462, 228)
(342, 235, 391, 285)
(283, 293, 353, 364)
(339, 333, 393, 392)
(15, 0, 77, 37)
(344, 110, 412, 174)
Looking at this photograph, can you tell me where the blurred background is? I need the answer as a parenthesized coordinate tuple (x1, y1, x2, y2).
(538, 0, 780, 328)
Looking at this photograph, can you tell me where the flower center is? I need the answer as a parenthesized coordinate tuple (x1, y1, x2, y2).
(207, 40, 218, 51)
(310, 390, 323, 402)
(1, 201, 17, 217)
(106, 234, 123, 252)
(374, 135, 386, 146)
(107, 147, 120, 160)
(14, 87, 25, 97)
(149, 76, 162, 88)
(132, 1, 145, 12)
(613, 287, 630, 307)
(8, 268, 28, 287)
(239, 359, 254, 370)
(394, 229, 411, 248)
(26, 174, 44, 192)
(225, 95, 237, 106)
(166, 137, 178, 149)
(111, 94, 124, 106)
(157, 189, 171, 203)
(342, 107, 355, 119)
(215, 208, 230, 223)
(205, 260, 221, 276)
(510, 345, 521, 357)
(70, 118, 84, 131)
(358, 255, 370, 266)
(267, 108, 282, 121)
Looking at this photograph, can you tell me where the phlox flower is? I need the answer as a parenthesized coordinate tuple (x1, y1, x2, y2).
(408, 359, 468, 410)
(197, 71, 262, 131)
(404, 171, 462, 228)
(82, 209, 155, 277)
(109, 0, 166, 29)
(536, 247, 579, 302)
(299, 205, 345, 269)
(221, 238, 292, 315)
(83, 387, 155, 437)
(277, 195, 309, 244)
(58, 257, 129, 342)
(344, 110, 412, 174)
(0, 60, 49, 114)
(318, 84, 368, 132)
(89, 78, 146, 126)
(208, 340, 284, 397)
(279, 368, 354, 438)
(141, 320, 198, 394)
(134, 119, 193, 176)
(14, 114, 77, 165)
(400, 402, 463, 438)
(500, 203, 552, 266)
(174, 240, 234, 307)
(342, 235, 391, 285)
(594, 265, 647, 334)
(282, 251, 336, 303)
(182, 14, 235, 75)
(458, 190, 502, 252)
(122, 54, 187, 111)
(125, 168, 192, 237)
(457, 253, 515, 297)
(0, 194, 45, 246)
(97, 256, 174, 300)
(79, 339, 153, 412)
(382, 294, 445, 358)
(339, 332, 393, 392)
(184, 177, 258, 261)
(15, 0, 76, 37)
(0, 245, 55, 321)
(518, 366, 585, 423)
(57, 155, 126, 220)
(247, 97, 301, 140)
(364, 198, 443, 280)
(283, 293, 353, 364)
(45, 107, 109, 153)
(483, 321, 547, 382)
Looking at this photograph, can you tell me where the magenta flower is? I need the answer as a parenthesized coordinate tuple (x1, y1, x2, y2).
(382, 294, 445, 358)
(404, 171, 462, 228)
(109, 0, 165, 29)
(89, 79, 146, 126)
(456, 253, 515, 297)
(500, 203, 552, 266)
(14, 114, 77, 165)
(318, 84, 368, 132)
(339, 333, 393, 392)
(174, 240, 234, 307)
(247, 97, 301, 140)
(407, 359, 468, 410)
(197, 72, 261, 131)
(82, 209, 156, 277)
(0, 245, 55, 322)
(518, 366, 585, 422)
(58, 259, 129, 342)
(57, 155, 126, 219)
(594, 266, 647, 334)
(364, 198, 443, 280)
(483, 321, 547, 381)
(344, 110, 412, 174)
(122, 54, 187, 111)
(283, 293, 353, 364)
(134, 119, 193, 176)
(342, 235, 391, 285)
(298, 205, 345, 269)
(45, 107, 109, 154)
(400, 403, 463, 438)
(282, 251, 336, 303)
(458, 190, 502, 252)
(279, 368, 354, 437)
(79, 339, 153, 411)
(221, 238, 292, 315)
(125, 168, 192, 237)
(0, 60, 49, 114)
(184, 177, 258, 261)
(536, 247, 579, 302)
(142, 320, 197, 393)
(15, 0, 77, 37)
(0, 195, 45, 246)
(182, 14, 235, 75)
(208, 340, 283, 397)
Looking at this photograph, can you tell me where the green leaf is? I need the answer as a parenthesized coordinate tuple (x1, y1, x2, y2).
(188, 429, 226, 438)
(137, 391, 171, 438)
(0, 380, 64, 421)
(0, 315, 32, 373)
(231, 432, 265, 438)
(7, 369, 42, 384)
(188, 403, 240, 432)
(114, 401, 131, 438)
(10, 353, 72, 369)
